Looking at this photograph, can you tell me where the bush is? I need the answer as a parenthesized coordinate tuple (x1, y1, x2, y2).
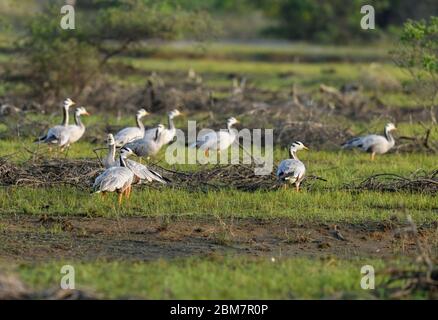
(19, 0, 215, 101)
(392, 16, 438, 118)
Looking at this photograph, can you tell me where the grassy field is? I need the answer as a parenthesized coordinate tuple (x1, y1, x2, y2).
(14, 257, 417, 299)
(0, 41, 437, 299)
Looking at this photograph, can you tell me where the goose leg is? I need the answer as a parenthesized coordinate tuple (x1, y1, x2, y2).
(370, 152, 376, 161)
(295, 183, 300, 192)
(118, 193, 123, 205)
(126, 185, 132, 199)
(204, 149, 209, 157)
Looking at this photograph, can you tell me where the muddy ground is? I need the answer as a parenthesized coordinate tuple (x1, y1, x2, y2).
(0, 215, 436, 263)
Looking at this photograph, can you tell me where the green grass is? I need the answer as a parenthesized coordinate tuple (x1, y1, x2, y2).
(114, 56, 418, 106)
(16, 256, 416, 299)
(124, 41, 392, 63)
(1, 186, 435, 223)
(0, 143, 436, 222)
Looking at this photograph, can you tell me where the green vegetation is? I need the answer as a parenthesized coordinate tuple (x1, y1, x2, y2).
(0, 4, 436, 300)
(19, 0, 214, 99)
(0, 149, 436, 222)
(393, 17, 438, 111)
(1, 186, 435, 223)
(16, 257, 414, 299)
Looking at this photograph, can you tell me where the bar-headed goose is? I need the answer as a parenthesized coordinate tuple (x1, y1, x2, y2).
(341, 123, 396, 160)
(143, 109, 182, 145)
(93, 147, 135, 205)
(191, 117, 239, 157)
(59, 107, 90, 150)
(277, 141, 309, 191)
(123, 124, 166, 158)
(104, 133, 167, 184)
(114, 108, 149, 147)
(36, 98, 75, 145)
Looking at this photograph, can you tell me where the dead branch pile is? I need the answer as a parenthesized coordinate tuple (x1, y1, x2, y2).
(381, 216, 438, 299)
(0, 158, 101, 189)
(0, 158, 325, 192)
(153, 163, 326, 192)
(155, 164, 280, 192)
(350, 170, 438, 194)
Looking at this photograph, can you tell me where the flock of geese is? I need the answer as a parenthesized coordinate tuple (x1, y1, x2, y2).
(36, 98, 398, 204)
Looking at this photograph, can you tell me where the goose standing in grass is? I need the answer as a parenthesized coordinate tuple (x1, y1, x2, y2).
(93, 147, 135, 205)
(104, 133, 168, 184)
(341, 123, 397, 160)
(191, 117, 239, 157)
(123, 124, 166, 158)
(59, 107, 90, 150)
(277, 141, 309, 191)
(35, 98, 75, 145)
(114, 108, 149, 147)
(143, 109, 182, 145)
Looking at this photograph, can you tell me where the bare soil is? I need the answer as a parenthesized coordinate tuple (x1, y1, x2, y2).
(0, 215, 436, 263)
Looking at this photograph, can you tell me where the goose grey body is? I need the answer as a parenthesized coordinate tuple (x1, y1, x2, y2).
(57, 107, 90, 148)
(36, 98, 75, 145)
(143, 109, 181, 145)
(123, 124, 166, 158)
(93, 148, 135, 200)
(277, 141, 309, 191)
(104, 134, 167, 184)
(93, 165, 134, 193)
(342, 123, 396, 160)
(114, 109, 149, 147)
(190, 117, 239, 156)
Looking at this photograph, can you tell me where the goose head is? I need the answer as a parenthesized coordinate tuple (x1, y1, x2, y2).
(385, 123, 397, 132)
(106, 133, 115, 146)
(227, 117, 239, 127)
(136, 108, 149, 118)
(63, 98, 75, 109)
(290, 141, 309, 154)
(75, 107, 90, 116)
(120, 146, 134, 158)
(154, 124, 166, 141)
(168, 109, 182, 119)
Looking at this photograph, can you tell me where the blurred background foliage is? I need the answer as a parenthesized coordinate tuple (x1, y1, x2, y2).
(0, 0, 437, 102)
(2, 0, 437, 42)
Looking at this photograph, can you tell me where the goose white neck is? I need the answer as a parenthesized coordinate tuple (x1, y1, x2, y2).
(168, 113, 175, 130)
(62, 107, 69, 126)
(106, 143, 116, 163)
(384, 128, 394, 144)
(74, 112, 84, 128)
(119, 155, 128, 167)
(289, 149, 299, 161)
(136, 114, 145, 132)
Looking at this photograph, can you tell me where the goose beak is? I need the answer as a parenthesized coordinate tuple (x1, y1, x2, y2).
(84, 111, 90, 116)
(303, 146, 309, 151)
